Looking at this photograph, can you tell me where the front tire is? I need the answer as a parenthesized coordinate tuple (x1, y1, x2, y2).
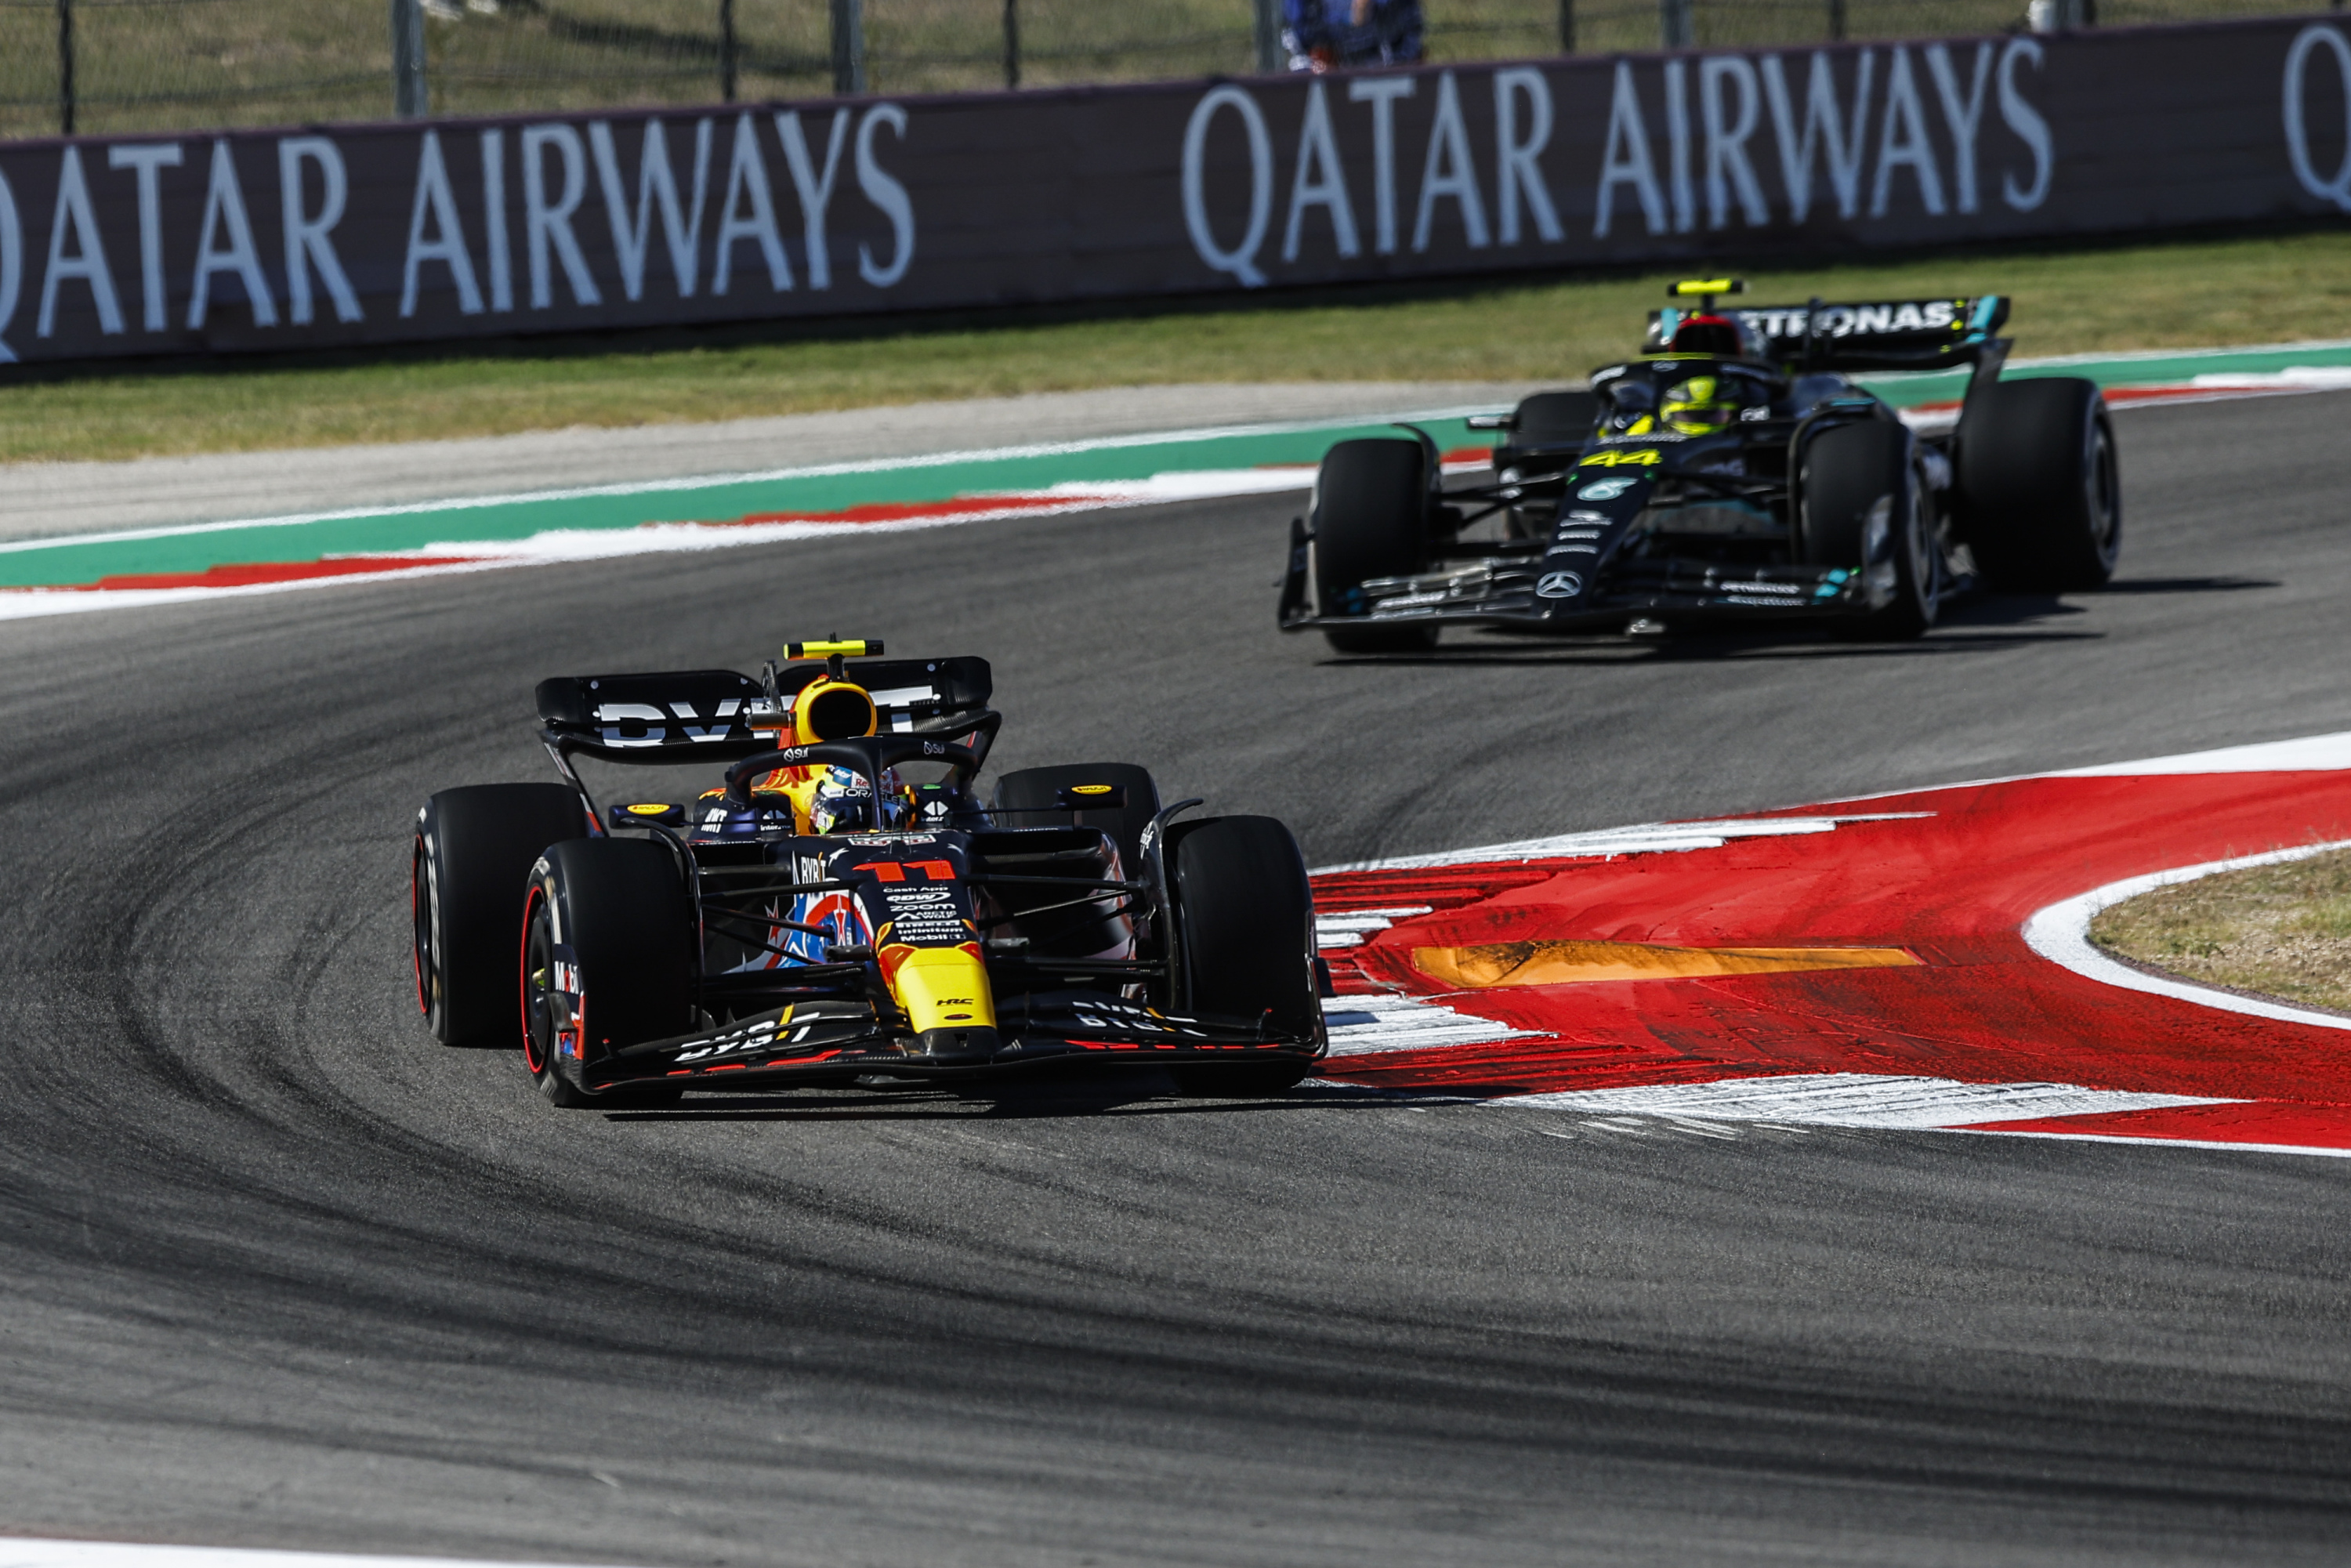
(1800, 419, 1936, 639)
(522, 838, 694, 1108)
(990, 762, 1160, 869)
(1310, 437, 1437, 655)
(1494, 389, 1599, 471)
(1955, 376, 2121, 592)
(414, 784, 588, 1046)
(1165, 816, 1322, 1096)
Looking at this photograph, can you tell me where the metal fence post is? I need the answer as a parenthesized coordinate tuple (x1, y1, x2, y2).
(720, 0, 738, 100)
(390, 0, 427, 117)
(1659, 0, 1692, 48)
(56, 0, 74, 134)
(1003, 0, 1019, 89)
(831, 0, 864, 93)
(1558, 0, 1575, 52)
(1254, 0, 1280, 72)
(1828, 0, 1846, 39)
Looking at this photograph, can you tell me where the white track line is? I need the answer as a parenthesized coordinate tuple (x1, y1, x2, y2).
(0, 1542, 631, 1568)
(1498, 1072, 2235, 1128)
(1313, 813, 1933, 875)
(2022, 839, 2351, 1032)
(0, 404, 1495, 556)
(2052, 731, 2351, 777)
(1313, 907, 1433, 948)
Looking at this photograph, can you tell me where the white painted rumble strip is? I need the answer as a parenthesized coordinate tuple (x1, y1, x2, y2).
(1322, 994, 1532, 1056)
(1498, 1072, 2237, 1128)
(1313, 813, 1934, 875)
(2022, 839, 2351, 1033)
(1313, 907, 1435, 948)
(0, 1541, 629, 1568)
(0, 404, 1492, 557)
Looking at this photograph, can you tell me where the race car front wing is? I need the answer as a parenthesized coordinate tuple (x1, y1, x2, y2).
(1277, 515, 1881, 636)
(589, 989, 1323, 1091)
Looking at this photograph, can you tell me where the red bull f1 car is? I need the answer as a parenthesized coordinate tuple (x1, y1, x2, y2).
(1279, 279, 2122, 650)
(411, 641, 1325, 1106)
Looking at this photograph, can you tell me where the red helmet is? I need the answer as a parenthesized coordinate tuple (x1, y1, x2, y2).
(1668, 313, 1752, 357)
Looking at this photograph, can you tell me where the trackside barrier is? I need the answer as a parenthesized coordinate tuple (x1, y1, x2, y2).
(0, 14, 2346, 368)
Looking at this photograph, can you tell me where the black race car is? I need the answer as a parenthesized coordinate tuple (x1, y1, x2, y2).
(411, 641, 1324, 1107)
(1279, 279, 2121, 650)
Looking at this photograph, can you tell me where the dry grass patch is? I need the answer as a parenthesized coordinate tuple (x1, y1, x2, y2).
(2090, 848, 2351, 1013)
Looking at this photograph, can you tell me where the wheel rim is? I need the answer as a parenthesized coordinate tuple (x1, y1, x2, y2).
(2085, 420, 2121, 562)
(411, 838, 437, 1019)
(522, 890, 556, 1077)
(1901, 483, 1936, 619)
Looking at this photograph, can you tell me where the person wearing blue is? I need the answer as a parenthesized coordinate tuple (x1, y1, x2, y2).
(1281, 0, 1424, 71)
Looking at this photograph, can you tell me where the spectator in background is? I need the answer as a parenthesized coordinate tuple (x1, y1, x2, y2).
(1282, 0, 1424, 71)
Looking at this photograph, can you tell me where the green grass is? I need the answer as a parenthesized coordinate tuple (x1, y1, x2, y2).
(5, 226, 2348, 465)
(2091, 848, 2351, 1013)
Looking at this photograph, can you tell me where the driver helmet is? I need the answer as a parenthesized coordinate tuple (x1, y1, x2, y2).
(1660, 374, 1747, 436)
(1667, 312, 1755, 357)
(807, 765, 913, 834)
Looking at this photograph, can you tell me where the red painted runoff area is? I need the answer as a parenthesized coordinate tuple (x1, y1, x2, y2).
(1312, 762, 2351, 1153)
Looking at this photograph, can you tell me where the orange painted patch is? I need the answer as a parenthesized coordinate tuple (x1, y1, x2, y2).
(1412, 940, 1922, 988)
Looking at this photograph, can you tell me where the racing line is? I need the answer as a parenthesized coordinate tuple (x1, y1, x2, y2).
(1, 388, 2350, 1563)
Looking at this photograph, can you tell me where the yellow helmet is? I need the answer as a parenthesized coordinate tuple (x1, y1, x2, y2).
(1661, 375, 1738, 435)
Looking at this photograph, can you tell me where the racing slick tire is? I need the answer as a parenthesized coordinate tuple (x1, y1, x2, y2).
(1799, 418, 1936, 639)
(1495, 389, 1599, 473)
(1954, 376, 2121, 592)
(1165, 816, 1322, 1097)
(415, 784, 589, 1047)
(990, 762, 1161, 869)
(521, 839, 693, 1109)
(1498, 391, 1600, 539)
(1311, 438, 1438, 655)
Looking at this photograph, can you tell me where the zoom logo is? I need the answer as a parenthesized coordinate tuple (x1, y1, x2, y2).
(1536, 571, 1585, 599)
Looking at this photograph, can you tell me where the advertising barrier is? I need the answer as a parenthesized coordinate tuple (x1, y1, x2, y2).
(0, 14, 2345, 366)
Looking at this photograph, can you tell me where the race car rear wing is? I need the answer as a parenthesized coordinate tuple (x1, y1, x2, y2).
(1646, 295, 2012, 375)
(535, 656, 994, 764)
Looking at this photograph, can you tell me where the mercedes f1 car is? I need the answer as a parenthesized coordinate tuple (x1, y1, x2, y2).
(411, 641, 1325, 1106)
(1279, 279, 2122, 650)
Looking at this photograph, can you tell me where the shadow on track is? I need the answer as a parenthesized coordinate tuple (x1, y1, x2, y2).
(2087, 574, 2282, 595)
(602, 1077, 1394, 1124)
(1303, 579, 2284, 667)
(1320, 627, 2099, 668)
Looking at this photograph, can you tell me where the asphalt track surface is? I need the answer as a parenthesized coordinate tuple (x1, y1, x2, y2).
(4, 390, 2351, 1567)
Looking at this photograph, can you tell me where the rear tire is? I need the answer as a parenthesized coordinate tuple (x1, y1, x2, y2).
(414, 784, 588, 1047)
(1800, 419, 1936, 639)
(1310, 438, 1437, 654)
(989, 762, 1160, 869)
(1165, 816, 1322, 1097)
(522, 839, 694, 1109)
(1956, 377, 2121, 592)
